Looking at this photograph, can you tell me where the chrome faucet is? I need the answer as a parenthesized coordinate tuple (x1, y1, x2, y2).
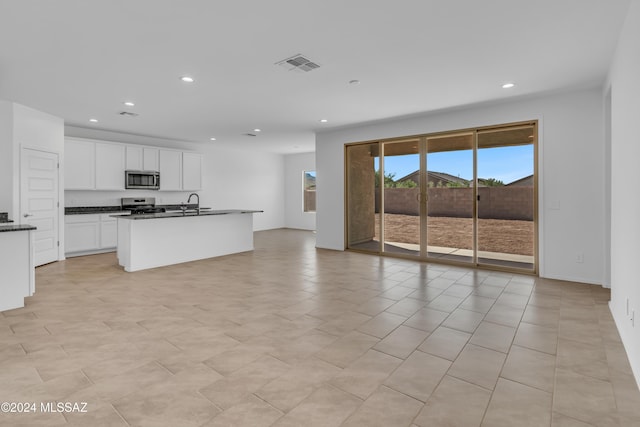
(187, 193, 200, 213)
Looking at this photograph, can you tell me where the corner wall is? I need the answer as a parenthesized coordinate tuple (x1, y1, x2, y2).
(202, 145, 285, 231)
(0, 101, 15, 218)
(284, 152, 315, 230)
(607, 0, 640, 387)
(316, 88, 605, 285)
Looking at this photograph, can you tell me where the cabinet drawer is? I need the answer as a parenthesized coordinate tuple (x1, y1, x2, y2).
(100, 213, 127, 221)
(65, 214, 101, 224)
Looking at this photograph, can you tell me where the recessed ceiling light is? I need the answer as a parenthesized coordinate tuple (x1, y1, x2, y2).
(180, 76, 195, 83)
(502, 83, 515, 89)
(89, 118, 98, 123)
(349, 80, 360, 85)
(319, 119, 328, 123)
(210, 137, 216, 141)
(253, 128, 261, 132)
(123, 101, 135, 107)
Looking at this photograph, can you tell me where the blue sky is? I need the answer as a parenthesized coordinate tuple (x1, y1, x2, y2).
(376, 145, 533, 184)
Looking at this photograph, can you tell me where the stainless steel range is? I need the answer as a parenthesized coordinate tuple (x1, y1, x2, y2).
(121, 197, 166, 214)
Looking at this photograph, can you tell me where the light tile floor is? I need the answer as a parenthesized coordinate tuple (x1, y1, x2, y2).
(1, 229, 639, 426)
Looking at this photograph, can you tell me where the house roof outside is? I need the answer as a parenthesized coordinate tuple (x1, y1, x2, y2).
(398, 170, 470, 187)
(397, 171, 534, 187)
(506, 175, 534, 186)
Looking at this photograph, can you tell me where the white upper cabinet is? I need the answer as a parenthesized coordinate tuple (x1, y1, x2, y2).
(66, 138, 201, 192)
(126, 146, 159, 171)
(125, 145, 143, 170)
(65, 139, 95, 190)
(143, 147, 159, 171)
(95, 143, 125, 190)
(159, 149, 182, 191)
(182, 152, 202, 191)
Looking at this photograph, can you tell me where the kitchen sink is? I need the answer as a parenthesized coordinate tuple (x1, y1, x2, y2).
(165, 207, 213, 214)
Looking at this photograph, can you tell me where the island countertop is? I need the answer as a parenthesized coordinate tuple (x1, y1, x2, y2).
(0, 224, 37, 233)
(113, 209, 262, 220)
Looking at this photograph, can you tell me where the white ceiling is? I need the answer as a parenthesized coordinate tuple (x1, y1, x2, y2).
(0, 0, 630, 154)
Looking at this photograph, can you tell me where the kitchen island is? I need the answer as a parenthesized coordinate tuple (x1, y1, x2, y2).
(0, 224, 36, 312)
(115, 210, 261, 272)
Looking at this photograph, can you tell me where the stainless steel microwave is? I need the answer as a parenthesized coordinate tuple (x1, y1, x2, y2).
(125, 170, 160, 190)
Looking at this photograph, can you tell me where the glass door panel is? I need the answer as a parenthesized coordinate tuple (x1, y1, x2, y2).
(381, 139, 421, 257)
(346, 143, 380, 252)
(425, 133, 474, 263)
(477, 126, 535, 270)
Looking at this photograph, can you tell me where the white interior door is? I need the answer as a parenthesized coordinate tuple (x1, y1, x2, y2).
(21, 148, 59, 266)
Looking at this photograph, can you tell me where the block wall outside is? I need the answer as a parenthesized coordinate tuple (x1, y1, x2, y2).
(347, 146, 376, 244)
(304, 190, 316, 212)
(376, 187, 533, 220)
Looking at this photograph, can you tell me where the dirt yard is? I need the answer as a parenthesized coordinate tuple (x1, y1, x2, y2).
(375, 214, 534, 256)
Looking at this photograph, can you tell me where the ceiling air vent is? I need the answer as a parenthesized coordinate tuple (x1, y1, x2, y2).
(118, 111, 139, 117)
(275, 54, 320, 73)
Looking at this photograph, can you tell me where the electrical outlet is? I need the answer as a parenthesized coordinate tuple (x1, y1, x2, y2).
(576, 253, 584, 263)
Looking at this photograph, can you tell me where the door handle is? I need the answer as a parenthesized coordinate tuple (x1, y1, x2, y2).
(23, 213, 33, 218)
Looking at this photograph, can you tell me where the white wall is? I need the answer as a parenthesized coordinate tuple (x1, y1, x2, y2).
(316, 88, 605, 285)
(284, 152, 316, 230)
(0, 101, 14, 218)
(0, 101, 65, 258)
(202, 144, 284, 231)
(14, 104, 65, 259)
(607, 0, 640, 387)
(64, 127, 285, 231)
(14, 104, 65, 154)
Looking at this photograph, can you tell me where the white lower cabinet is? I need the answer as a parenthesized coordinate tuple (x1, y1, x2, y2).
(65, 213, 124, 256)
(65, 215, 100, 254)
(100, 216, 118, 248)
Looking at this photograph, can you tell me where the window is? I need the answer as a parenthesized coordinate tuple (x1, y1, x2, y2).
(303, 170, 316, 212)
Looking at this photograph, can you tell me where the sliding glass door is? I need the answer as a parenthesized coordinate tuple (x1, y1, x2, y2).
(346, 121, 537, 274)
(476, 125, 536, 270)
(425, 133, 475, 263)
(381, 139, 422, 257)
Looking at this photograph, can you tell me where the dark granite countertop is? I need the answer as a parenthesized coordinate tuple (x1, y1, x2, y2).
(0, 224, 37, 233)
(65, 205, 201, 215)
(113, 209, 262, 220)
(65, 206, 128, 215)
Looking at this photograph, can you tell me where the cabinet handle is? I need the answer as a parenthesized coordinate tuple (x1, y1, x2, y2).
(23, 213, 33, 218)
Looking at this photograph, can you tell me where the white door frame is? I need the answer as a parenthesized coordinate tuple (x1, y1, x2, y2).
(20, 146, 64, 263)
